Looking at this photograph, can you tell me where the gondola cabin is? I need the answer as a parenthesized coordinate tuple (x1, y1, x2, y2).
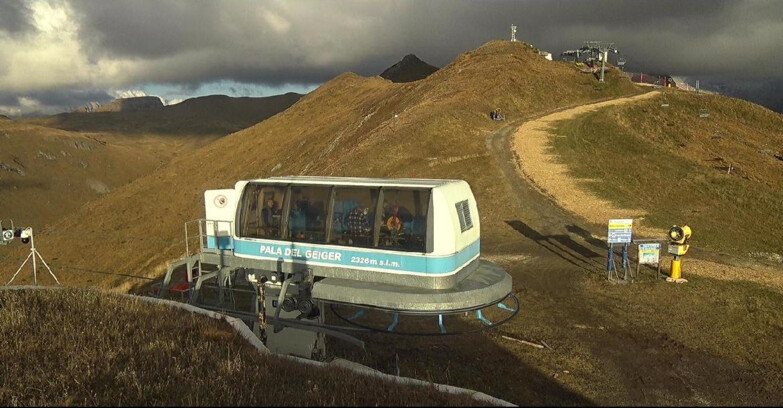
(159, 177, 515, 357)
(204, 176, 486, 291)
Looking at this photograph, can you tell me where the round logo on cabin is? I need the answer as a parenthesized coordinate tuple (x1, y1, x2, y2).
(214, 195, 228, 208)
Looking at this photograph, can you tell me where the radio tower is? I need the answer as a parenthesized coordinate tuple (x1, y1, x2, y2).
(510, 25, 517, 42)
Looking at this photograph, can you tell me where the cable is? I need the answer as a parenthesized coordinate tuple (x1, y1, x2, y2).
(48, 264, 157, 281)
(40, 232, 181, 245)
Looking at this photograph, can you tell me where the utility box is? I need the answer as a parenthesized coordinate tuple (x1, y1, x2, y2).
(263, 280, 325, 359)
(667, 244, 689, 256)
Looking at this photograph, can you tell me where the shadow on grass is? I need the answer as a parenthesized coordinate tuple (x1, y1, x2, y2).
(329, 328, 596, 406)
(506, 220, 604, 273)
(565, 224, 607, 249)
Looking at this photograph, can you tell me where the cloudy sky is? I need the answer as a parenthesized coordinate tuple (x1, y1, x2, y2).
(1, 0, 782, 116)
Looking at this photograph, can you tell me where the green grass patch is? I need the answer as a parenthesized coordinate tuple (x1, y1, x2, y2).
(550, 93, 783, 256)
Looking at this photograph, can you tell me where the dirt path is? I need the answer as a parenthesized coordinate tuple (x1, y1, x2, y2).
(511, 91, 663, 238)
(476, 92, 783, 406)
(339, 91, 782, 407)
(501, 92, 783, 290)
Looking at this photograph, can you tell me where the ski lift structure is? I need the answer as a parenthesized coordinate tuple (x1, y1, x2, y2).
(616, 54, 627, 70)
(153, 176, 519, 359)
(560, 41, 620, 82)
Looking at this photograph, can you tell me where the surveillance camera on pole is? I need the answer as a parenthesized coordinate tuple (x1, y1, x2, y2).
(2, 221, 60, 286)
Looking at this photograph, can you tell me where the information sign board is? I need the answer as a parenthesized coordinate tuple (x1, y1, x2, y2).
(638, 243, 661, 264)
(607, 219, 633, 244)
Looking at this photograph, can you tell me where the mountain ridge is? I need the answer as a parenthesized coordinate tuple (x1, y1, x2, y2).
(380, 54, 439, 83)
(2, 39, 641, 289)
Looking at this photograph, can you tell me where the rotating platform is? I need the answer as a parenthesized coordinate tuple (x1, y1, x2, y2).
(311, 259, 511, 313)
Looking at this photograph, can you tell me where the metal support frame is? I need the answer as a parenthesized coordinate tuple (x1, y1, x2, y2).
(633, 239, 664, 280)
(6, 229, 60, 286)
(155, 216, 518, 358)
(607, 243, 631, 282)
(330, 292, 520, 336)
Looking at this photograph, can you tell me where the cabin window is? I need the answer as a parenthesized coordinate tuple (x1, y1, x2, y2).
(378, 188, 430, 252)
(236, 182, 432, 254)
(287, 185, 330, 244)
(455, 200, 473, 232)
(238, 184, 287, 239)
(329, 187, 380, 247)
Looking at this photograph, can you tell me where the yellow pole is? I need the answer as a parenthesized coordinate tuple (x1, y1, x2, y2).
(670, 257, 682, 280)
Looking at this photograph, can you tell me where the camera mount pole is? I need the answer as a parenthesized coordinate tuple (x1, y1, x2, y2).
(6, 229, 60, 286)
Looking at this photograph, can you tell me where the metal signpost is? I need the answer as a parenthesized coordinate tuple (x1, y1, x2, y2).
(607, 219, 633, 282)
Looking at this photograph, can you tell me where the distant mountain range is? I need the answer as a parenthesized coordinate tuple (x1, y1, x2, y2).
(25, 92, 303, 136)
(77, 96, 164, 113)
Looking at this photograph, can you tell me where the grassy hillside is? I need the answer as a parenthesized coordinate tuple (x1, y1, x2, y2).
(0, 120, 206, 229)
(550, 89, 783, 258)
(3, 40, 783, 406)
(0, 288, 484, 406)
(0, 40, 640, 289)
(1, 93, 301, 236)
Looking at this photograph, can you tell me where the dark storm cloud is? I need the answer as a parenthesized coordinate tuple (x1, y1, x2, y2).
(3, 0, 782, 116)
(0, 1, 35, 35)
(380, 0, 782, 78)
(70, 0, 228, 59)
(64, 0, 783, 86)
(29, 88, 113, 107)
(0, 88, 113, 114)
(0, 93, 17, 105)
(66, 0, 379, 87)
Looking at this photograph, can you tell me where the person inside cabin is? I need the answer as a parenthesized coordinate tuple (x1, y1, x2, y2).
(347, 206, 371, 236)
(298, 196, 311, 217)
(262, 198, 281, 233)
(383, 201, 412, 233)
(289, 201, 307, 239)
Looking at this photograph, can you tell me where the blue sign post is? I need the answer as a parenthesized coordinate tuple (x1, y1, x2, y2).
(607, 219, 633, 282)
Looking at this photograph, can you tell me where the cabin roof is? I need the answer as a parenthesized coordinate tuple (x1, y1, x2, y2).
(248, 176, 462, 188)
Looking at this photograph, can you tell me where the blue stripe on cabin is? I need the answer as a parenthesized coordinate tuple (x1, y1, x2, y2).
(207, 236, 234, 250)
(209, 238, 481, 275)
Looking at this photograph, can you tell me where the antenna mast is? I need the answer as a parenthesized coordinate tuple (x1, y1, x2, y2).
(510, 25, 517, 42)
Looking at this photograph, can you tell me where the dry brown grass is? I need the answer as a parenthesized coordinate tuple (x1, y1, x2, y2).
(512, 91, 664, 238)
(0, 288, 488, 406)
(0, 40, 640, 289)
(548, 88, 783, 256)
(2, 39, 783, 406)
(0, 120, 209, 230)
(1, 94, 300, 236)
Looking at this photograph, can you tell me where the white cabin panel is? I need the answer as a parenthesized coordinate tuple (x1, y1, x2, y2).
(204, 189, 237, 236)
(435, 180, 479, 254)
(431, 188, 457, 255)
